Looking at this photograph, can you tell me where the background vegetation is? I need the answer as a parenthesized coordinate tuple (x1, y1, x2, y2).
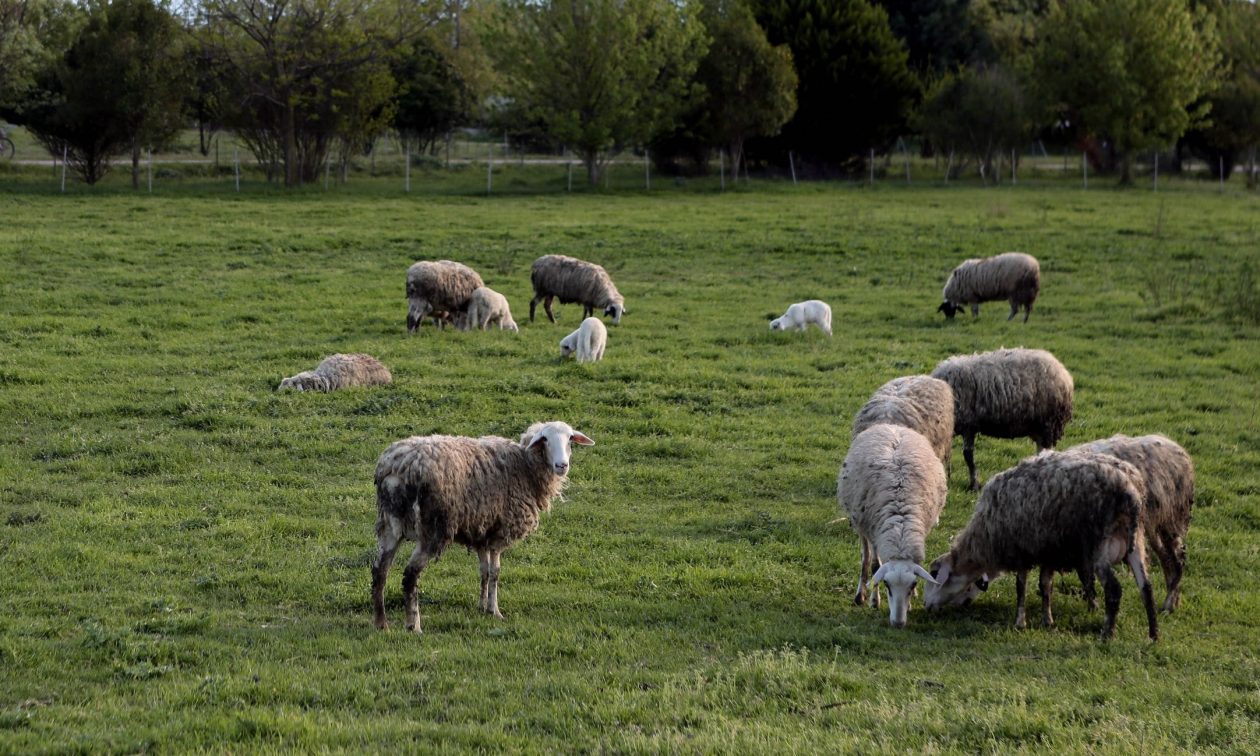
(1, 178, 1259, 751)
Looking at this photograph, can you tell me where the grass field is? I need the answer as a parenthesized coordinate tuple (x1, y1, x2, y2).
(2, 177, 1259, 752)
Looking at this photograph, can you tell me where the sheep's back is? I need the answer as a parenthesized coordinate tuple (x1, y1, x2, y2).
(317, 353, 392, 389)
(944, 252, 1040, 303)
(931, 348, 1073, 442)
(406, 261, 484, 311)
(1071, 434, 1194, 534)
(532, 255, 622, 306)
(853, 376, 954, 465)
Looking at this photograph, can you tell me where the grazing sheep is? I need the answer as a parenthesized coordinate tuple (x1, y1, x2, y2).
(769, 300, 832, 336)
(852, 375, 954, 471)
(1069, 434, 1195, 613)
(529, 254, 625, 324)
(405, 260, 484, 333)
(930, 347, 1074, 490)
(459, 286, 519, 332)
(277, 353, 392, 392)
(924, 449, 1158, 641)
(938, 252, 1040, 322)
(371, 421, 595, 632)
(559, 317, 608, 363)
(839, 424, 948, 628)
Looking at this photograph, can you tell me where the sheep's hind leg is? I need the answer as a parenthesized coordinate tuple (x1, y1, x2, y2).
(1014, 570, 1029, 629)
(529, 295, 541, 322)
(1154, 528, 1185, 613)
(1039, 567, 1056, 628)
(371, 520, 403, 630)
(402, 540, 444, 633)
(1007, 299, 1019, 321)
(477, 549, 497, 614)
(485, 550, 504, 619)
(963, 433, 979, 491)
(544, 296, 557, 323)
(1127, 543, 1159, 640)
(1095, 564, 1123, 640)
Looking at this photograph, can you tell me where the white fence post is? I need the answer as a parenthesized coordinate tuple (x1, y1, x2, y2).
(645, 149, 650, 191)
(789, 150, 797, 185)
(147, 147, 153, 193)
(234, 148, 240, 192)
(61, 146, 67, 192)
(486, 142, 493, 195)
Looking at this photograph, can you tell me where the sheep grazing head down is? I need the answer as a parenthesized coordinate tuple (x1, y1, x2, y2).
(870, 560, 939, 628)
(937, 301, 962, 319)
(520, 421, 595, 476)
(922, 554, 992, 610)
(277, 372, 328, 392)
(604, 303, 624, 324)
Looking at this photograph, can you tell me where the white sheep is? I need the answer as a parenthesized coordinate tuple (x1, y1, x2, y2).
(529, 254, 625, 324)
(851, 375, 954, 472)
(559, 317, 607, 363)
(924, 449, 1159, 641)
(769, 300, 832, 336)
(938, 252, 1041, 322)
(839, 423, 948, 628)
(930, 347, 1074, 490)
(277, 353, 392, 392)
(371, 421, 595, 632)
(459, 286, 519, 332)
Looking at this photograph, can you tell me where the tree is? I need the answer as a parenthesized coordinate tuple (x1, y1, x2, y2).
(391, 35, 473, 155)
(0, 0, 84, 120)
(917, 64, 1029, 182)
(874, 0, 988, 75)
(1187, 0, 1260, 185)
(1034, 0, 1222, 184)
(484, 0, 708, 186)
(753, 0, 919, 172)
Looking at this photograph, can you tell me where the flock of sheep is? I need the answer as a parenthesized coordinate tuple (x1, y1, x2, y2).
(278, 249, 1192, 640)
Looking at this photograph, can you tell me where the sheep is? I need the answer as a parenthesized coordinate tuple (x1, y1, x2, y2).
(930, 347, 1074, 490)
(529, 254, 625, 324)
(851, 375, 954, 472)
(923, 449, 1159, 641)
(405, 260, 484, 333)
(1068, 434, 1194, 613)
(458, 286, 519, 332)
(839, 423, 948, 628)
(938, 252, 1040, 322)
(371, 421, 595, 632)
(277, 353, 392, 392)
(559, 317, 608, 363)
(769, 300, 832, 336)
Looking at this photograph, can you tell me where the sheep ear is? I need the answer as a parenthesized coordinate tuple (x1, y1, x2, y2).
(570, 431, 594, 446)
(869, 562, 890, 587)
(912, 563, 939, 585)
(527, 433, 547, 449)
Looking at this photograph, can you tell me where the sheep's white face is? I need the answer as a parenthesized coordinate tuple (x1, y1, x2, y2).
(871, 560, 939, 628)
(559, 331, 579, 359)
(923, 554, 990, 610)
(769, 317, 785, 331)
(604, 304, 624, 324)
(526, 421, 595, 475)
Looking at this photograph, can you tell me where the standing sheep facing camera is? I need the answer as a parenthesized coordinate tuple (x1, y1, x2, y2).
(560, 317, 607, 363)
(924, 449, 1158, 641)
(1069, 434, 1195, 613)
(371, 421, 595, 632)
(529, 254, 626, 324)
(277, 353, 392, 392)
(839, 424, 948, 628)
(931, 347, 1074, 490)
(406, 260, 484, 332)
(769, 300, 832, 335)
(938, 252, 1040, 322)
(852, 375, 954, 472)
(458, 286, 519, 332)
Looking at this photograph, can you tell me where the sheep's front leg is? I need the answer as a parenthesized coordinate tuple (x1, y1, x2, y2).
(1014, 570, 1029, 629)
(477, 549, 494, 613)
(1039, 567, 1056, 628)
(855, 538, 873, 606)
(529, 295, 541, 322)
(486, 550, 504, 619)
(963, 433, 979, 491)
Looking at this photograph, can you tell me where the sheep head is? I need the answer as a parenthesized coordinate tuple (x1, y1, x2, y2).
(521, 421, 594, 476)
(870, 560, 938, 628)
(923, 554, 991, 610)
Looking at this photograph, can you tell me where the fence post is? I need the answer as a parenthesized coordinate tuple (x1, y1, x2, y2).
(61, 146, 67, 192)
(1153, 152, 1158, 192)
(1220, 156, 1225, 192)
(324, 153, 330, 190)
(567, 160, 572, 192)
(789, 150, 797, 185)
(645, 149, 650, 191)
(945, 150, 953, 185)
(486, 141, 493, 195)
(719, 150, 725, 191)
(234, 148, 240, 192)
(147, 147, 153, 193)
(1011, 149, 1016, 185)
(405, 144, 411, 193)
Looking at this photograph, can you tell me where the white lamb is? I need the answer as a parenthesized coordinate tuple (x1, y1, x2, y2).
(770, 300, 832, 336)
(560, 317, 607, 363)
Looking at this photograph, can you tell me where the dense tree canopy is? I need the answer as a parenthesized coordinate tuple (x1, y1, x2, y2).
(1187, 0, 1260, 184)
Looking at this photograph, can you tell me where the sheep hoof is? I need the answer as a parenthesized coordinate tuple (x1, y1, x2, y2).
(374, 618, 389, 631)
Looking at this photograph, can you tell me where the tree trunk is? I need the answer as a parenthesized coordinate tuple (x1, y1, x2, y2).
(1118, 151, 1133, 186)
(584, 150, 600, 187)
(284, 97, 298, 187)
(132, 142, 141, 190)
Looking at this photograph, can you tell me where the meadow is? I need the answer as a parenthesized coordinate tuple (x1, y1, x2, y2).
(1, 174, 1259, 752)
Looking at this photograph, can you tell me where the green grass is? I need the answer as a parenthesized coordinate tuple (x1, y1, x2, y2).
(2, 178, 1260, 752)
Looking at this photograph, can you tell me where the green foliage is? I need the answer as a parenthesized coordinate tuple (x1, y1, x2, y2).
(875, 0, 989, 75)
(1034, 0, 1224, 184)
(484, 0, 708, 186)
(0, 0, 84, 118)
(1, 180, 1260, 751)
(1187, 0, 1260, 184)
(917, 64, 1030, 182)
(753, 0, 920, 172)
(391, 35, 474, 154)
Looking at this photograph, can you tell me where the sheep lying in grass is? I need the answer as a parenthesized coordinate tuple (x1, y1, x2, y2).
(559, 317, 607, 363)
(1069, 434, 1195, 613)
(458, 286, 519, 332)
(277, 353, 392, 392)
(938, 252, 1040, 322)
(406, 260, 484, 332)
(839, 423, 948, 628)
(769, 300, 832, 335)
(371, 421, 595, 632)
(924, 449, 1159, 641)
(852, 375, 954, 472)
(930, 347, 1074, 490)
(530, 254, 625, 324)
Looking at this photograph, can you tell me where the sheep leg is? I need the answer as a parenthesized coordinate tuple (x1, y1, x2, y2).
(870, 555, 881, 609)
(1155, 528, 1185, 613)
(543, 296, 556, 323)
(583, 304, 593, 319)
(1078, 566, 1098, 610)
(963, 433, 979, 491)
(402, 540, 442, 633)
(855, 538, 873, 606)
(1096, 563, 1122, 641)
(1023, 300, 1033, 323)
(970, 303, 980, 318)
(1007, 300, 1019, 321)
(1127, 544, 1160, 641)
(529, 295, 541, 322)
(1039, 567, 1055, 628)
(478, 549, 493, 612)
(486, 550, 504, 619)
(1014, 570, 1028, 629)
(371, 522, 403, 630)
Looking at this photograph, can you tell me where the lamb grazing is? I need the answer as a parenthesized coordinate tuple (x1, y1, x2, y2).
(277, 353, 392, 392)
(559, 317, 608, 363)
(938, 252, 1040, 322)
(371, 421, 595, 632)
(851, 375, 954, 472)
(405, 260, 484, 332)
(769, 300, 832, 336)
(529, 254, 625, 324)
(930, 347, 1074, 490)
(459, 286, 519, 332)
(1068, 434, 1194, 613)
(839, 424, 948, 628)
(924, 449, 1159, 641)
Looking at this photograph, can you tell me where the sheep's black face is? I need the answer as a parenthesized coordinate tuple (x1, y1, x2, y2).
(938, 301, 960, 319)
